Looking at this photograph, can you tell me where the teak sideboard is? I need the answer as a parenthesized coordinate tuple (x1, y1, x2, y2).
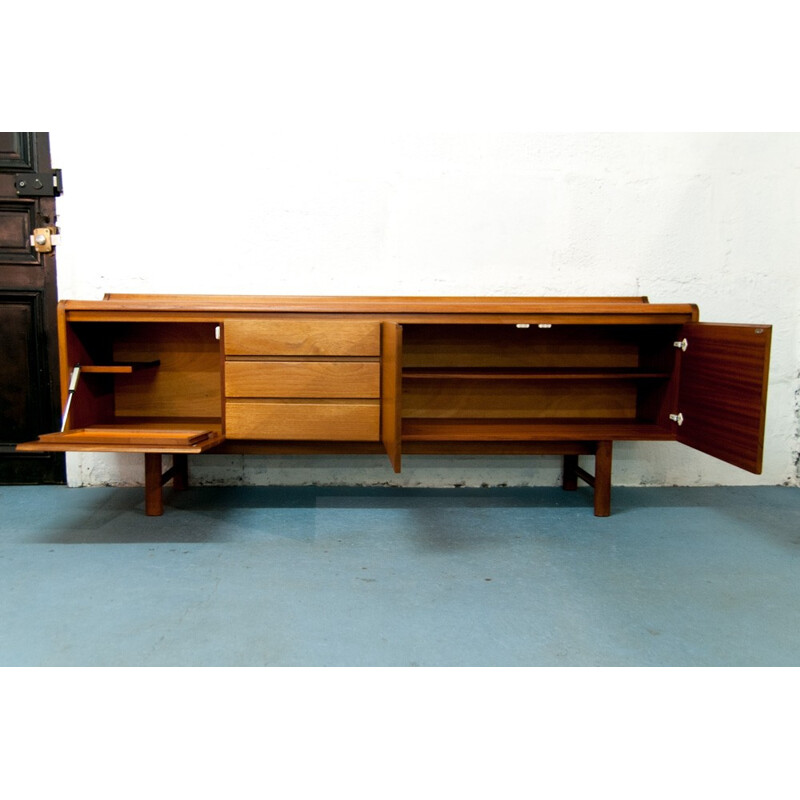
(18, 295, 771, 517)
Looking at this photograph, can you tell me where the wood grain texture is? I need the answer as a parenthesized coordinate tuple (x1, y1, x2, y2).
(225, 360, 380, 398)
(112, 323, 221, 418)
(224, 319, 380, 356)
(402, 325, 641, 369)
(70, 295, 696, 318)
(226, 400, 380, 441)
(676, 322, 771, 473)
(18, 426, 224, 453)
(402, 380, 639, 419)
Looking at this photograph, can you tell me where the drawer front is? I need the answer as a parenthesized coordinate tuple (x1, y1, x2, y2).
(224, 320, 380, 356)
(225, 401, 380, 441)
(225, 361, 380, 398)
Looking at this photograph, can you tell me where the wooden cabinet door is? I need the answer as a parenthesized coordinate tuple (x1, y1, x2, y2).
(676, 322, 771, 473)
(381, 322, 402, 472)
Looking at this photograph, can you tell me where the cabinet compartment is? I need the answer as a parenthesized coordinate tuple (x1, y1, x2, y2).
(225, 361, 380, 399)
(225, 400, 380, 441)
(65, 321, 222, 428)
(401, 324, 678, 439)
(224, 319, 380, 356)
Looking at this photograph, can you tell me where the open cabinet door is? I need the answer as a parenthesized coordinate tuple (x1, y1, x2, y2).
(381, 322, 402, 472)
(675, 322, 771, 473)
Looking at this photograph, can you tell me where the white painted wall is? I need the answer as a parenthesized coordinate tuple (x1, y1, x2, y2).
(47, 132, 800, 489)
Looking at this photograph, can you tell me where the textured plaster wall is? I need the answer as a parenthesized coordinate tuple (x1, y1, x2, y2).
(48, 132, 800, 490)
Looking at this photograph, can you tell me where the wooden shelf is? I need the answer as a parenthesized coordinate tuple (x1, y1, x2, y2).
(81, 360, 161, 374)
(402, 418, 674, 442)
(402, 368, 670, 381)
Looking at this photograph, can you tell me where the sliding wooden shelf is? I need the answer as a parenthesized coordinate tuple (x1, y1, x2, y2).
(20, 425, 223, 453)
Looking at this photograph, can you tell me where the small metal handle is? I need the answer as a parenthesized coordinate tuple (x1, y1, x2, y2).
(669, 413, 684, 426)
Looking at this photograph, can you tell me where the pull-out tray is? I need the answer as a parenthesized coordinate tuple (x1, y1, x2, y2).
(17, 426, 224, 453)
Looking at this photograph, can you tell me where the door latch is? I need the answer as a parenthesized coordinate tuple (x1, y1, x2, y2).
(669, 413, 684, 426)
(30, 226, 61, 253)
(15, 169, 63, 197)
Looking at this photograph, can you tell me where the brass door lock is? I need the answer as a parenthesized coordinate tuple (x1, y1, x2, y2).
(30, 226, 61, 253)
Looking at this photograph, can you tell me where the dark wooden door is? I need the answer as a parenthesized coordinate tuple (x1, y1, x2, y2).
(0, 132, 64, 483)
(676, 322, 771, 474)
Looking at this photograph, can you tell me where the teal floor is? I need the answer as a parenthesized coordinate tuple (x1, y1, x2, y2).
(1, 484, 798, 666)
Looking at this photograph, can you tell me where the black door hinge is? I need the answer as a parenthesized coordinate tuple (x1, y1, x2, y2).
(15, 169, 63, 197)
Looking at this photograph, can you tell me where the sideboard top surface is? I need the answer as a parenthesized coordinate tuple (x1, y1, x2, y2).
(59, 294, 700, 323)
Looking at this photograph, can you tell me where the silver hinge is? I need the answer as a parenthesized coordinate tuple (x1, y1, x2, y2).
(669, 413, 684, 426)
(673, 338, 688, 352)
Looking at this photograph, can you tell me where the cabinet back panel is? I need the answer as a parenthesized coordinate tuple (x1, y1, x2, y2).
(403, 325, 640, 368)
(403, 380, 638, 419)
(112, 323, 221, 418)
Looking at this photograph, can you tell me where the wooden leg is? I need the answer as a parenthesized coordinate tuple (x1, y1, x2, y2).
(172, 454, 189, 492)
(562, 454, 578, 491)
(144, 453, 164, 516)
(593, 441, 612, 517)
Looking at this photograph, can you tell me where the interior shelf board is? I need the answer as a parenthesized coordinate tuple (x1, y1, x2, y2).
(81, 360, 161, 374)
(402, 418, 674, 442)
(402, 368, 670, 380)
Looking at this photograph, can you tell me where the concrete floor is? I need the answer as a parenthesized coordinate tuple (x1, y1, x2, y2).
(0, 484, 798, 666)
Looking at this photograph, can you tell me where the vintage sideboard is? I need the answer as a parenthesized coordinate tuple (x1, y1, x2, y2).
(18, 295, 771, 516)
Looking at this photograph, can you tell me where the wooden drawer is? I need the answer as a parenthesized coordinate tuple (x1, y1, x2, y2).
(224, 320, 380, 356)
(225, 360, 380, 398)
(225, 400, 380, 441)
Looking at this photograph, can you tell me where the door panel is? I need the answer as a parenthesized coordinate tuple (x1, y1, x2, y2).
(676, 322, 771, 473)
(0, 132, 64, 483)
(381, 322, 402, 472)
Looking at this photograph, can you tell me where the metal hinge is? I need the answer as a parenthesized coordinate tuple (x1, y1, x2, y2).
(673, 338, 688, 352)
(15, 168, 63, 197)
(669, 413, 684, 426)
(30, 226, 61, 253)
